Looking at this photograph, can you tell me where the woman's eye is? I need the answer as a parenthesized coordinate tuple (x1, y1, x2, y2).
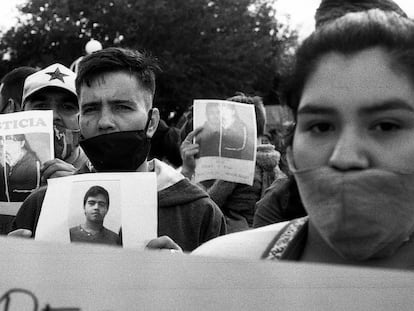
(308, 123, 333, 133)
(372, 122, 401, 132)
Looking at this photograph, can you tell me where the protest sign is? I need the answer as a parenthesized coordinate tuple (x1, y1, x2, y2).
(35, 172, 158, 249)
(193, 99, 256, 185)
(1, 236, 414, 310)
(0, 110, 53, 217)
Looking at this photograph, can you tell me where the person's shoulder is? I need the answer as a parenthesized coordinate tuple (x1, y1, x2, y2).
(158, 171, 211, 207)
(13, 185, 48, 232)
(21, 185, 48, 207)
(104, 227, 119, 237)
(69, 225, 79, 232)
(16, 185, 47, 216)
(191, 221, 288, 260)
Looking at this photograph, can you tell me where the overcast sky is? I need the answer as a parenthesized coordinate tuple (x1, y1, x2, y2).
(0, 0, 414, 39)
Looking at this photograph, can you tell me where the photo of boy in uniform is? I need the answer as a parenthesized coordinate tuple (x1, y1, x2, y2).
(69, 185, 120, 246)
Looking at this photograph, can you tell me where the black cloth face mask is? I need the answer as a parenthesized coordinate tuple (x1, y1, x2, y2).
(79, 110, 153, 172)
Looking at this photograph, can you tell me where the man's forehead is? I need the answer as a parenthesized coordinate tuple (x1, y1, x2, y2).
(79, 71, 152, 93)
(79, 76, 153, 110)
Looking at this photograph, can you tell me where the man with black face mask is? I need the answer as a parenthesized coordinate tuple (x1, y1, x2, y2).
(10, 48, 226, 252)
(21, 64, 88, 183)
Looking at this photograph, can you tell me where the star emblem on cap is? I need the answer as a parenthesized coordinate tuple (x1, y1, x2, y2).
(45, 67, 68, 83)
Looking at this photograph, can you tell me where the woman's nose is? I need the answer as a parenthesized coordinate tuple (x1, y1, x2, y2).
(328, 128, 370, 171)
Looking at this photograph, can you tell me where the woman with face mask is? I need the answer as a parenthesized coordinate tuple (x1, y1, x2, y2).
(192, 9, 414, 270)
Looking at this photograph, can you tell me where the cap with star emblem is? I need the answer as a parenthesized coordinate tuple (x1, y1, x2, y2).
(22, 63, 77, 108)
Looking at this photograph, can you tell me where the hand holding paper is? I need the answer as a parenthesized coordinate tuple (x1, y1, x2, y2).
(180, 127, 203, 179)
(8, 228, 32, 238)
(41, 158, 77, 183)
(146, 235, 183, 252)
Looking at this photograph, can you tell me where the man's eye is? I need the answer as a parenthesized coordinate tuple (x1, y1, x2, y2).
(115, 105, 132, 111)
(61, 103, 79, 112)
(82, 106, 97, 114)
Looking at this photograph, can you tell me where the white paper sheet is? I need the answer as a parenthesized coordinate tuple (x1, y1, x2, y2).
(35, 172, 157, 249)
(0, 110, 54, 215)
(193, 99, 256, 185)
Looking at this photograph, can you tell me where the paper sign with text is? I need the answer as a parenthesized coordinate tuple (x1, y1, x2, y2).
(0, 110, 53, 216)
(193, 99, 256, 185)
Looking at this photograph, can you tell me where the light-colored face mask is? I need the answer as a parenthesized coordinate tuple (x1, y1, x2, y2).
(287, 149, 414, 261)
(53, 124, 80, 161)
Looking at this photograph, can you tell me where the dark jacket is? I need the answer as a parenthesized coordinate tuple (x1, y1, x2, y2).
(253, 177, 307, 228)
(206, 144, 283, 233)
(6, 151, 41, 202)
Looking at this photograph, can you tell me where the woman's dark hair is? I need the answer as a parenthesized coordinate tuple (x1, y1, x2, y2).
(83, 185, 110, 208)
(283, 10, 414, 119)
(76, 47, 161, 100)
(315, 0, 407, 28)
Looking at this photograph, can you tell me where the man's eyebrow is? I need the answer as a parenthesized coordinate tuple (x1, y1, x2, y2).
(80, 101, 100, 108)
(108, 99, 134, 104)
(87, 199, 107, 203)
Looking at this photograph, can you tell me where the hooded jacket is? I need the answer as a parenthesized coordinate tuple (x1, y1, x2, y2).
(205, 144, 283, 233)
(12, 159, 226, 252)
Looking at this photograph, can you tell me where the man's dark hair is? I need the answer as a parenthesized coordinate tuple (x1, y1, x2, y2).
(75, 47, 161, 99)
(0, 66, 38, 112)
(83, 185, 110, 208)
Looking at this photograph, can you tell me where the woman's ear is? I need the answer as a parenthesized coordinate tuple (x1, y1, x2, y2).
(146, 108, 160, 138)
